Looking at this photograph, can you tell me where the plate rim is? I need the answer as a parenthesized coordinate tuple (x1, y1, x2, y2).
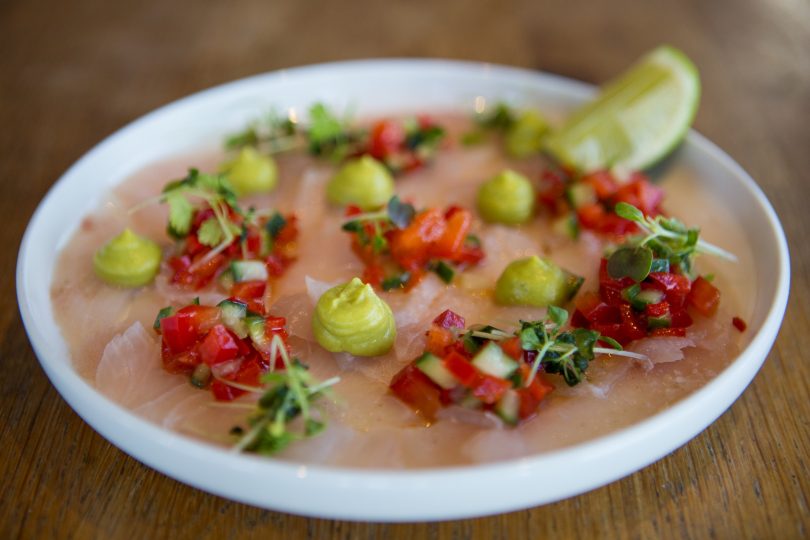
(16, 58, 791, 521)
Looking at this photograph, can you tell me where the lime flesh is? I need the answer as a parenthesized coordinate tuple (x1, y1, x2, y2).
(545, 45, 700, 172)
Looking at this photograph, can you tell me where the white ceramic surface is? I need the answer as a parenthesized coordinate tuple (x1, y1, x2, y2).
(16, 60, 790, 522)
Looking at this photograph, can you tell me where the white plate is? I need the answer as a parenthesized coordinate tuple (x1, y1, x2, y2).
(16, 60, 790, 521)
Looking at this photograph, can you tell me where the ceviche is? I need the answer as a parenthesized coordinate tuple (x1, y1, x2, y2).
(51, 47, 750, 468)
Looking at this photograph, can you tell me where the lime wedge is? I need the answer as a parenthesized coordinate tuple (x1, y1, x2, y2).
(545, 45, 700, 172)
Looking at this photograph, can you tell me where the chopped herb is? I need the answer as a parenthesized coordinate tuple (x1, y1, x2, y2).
(224, 126, 259, 150)
(382, 272, 410, 291)
(265, 212, 287, 239)
(430, 261, 455, 284)
(192, 297, 201, 305)
(477, 102, 516, 131)
(306, 103, 361, 161)
(464, 234, 482, 248)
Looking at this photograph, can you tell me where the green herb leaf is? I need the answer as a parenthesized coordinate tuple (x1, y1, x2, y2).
(615, 201, 645, 222)
(197, 217, 224, 246)
(478, 103, 516, 131)
(232, 353, 340, 456)
(265, 212, 287, 239)
(431, 261, 455, 284)
(382, 272, 410, 291)
(607, 246, 654, 282)
(165, 191, 194, 237)
(612, 203, 736, 276)
(547, 305, 569, 328)
(387, 196, 416, 229)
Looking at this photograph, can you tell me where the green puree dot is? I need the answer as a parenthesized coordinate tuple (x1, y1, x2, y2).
(477, 169, 535, 225)
(220, 147, 279, 196)
(504, 110, 549, 158)
(326, 156, 394, 210)
(93, 229, 162, 287)
(495, 256, 584, 307)
(312, 277, 396, 356)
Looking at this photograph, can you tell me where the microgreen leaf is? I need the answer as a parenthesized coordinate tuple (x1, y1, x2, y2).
(265, 212, 287, 239)
(477, 103, 516, 130)
(430, 261, 455, 284)
(547, 305, 569, 328)
(387, 196, 416, 229)
(382, 272, 410, 291)
(197, 217, 224, 246)
(232, 353, 340, 456)
(607, 246, 654, 283)
(308, 103, 344, 146)
(164, 191, 194, 237)
(612, 202, 736, 276)
(614, 201, 645, 222)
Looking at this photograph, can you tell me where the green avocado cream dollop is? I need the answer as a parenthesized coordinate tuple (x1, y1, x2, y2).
(93, 228, 162, 287)
(477, 169, 535, 225)
(495, 256, 584, 307)
(219, 146, 279, 196)
(326, 156, 394, 210)
(504, 110, 549, 158)
(312, 277, 397, 356)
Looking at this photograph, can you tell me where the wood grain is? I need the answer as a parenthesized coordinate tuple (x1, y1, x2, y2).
(2, 0, 808, 538)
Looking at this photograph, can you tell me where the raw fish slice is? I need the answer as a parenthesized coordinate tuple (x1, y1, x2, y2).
(436, 406, 504, 429)
(386, 276, 444, 327)
(552, 357, 634, 399)
(688, 313, 732, 352)
(463, 428, 530, 463)
(274, 419, 357, 464)
(272, 291, 316, 340)
(394, 323, 427, 362)
(96, 322, 186, 408)
(629, 336, 695, 370)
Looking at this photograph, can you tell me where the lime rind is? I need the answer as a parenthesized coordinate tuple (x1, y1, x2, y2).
(545, 45, 701, 172)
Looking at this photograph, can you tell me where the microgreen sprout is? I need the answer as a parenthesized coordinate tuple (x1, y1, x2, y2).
(458, 307, 646, 386)
(341, 196, 416, 256)
(610, 202, 737, 281)
(224, 103, 365, 162)
(518, 306, 642, 386)
(227, 337, 340, 455)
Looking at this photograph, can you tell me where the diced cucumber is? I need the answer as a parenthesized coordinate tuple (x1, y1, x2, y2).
(217, 299, 248, 338)
(623, 285, 664, 311)
(231, 260, 268, 283)
(190, 363, 212, 388)
(495, 389, 520, 425)
(636, 289, 664, 305)
(458, 392, 483, 410)
(415, 352, 458, 389)
(246, 315, 271, 355)
(647, 313, 672, 329)
(566, 182, 597, 209)
(218, 268, 235, 291)
(551, 212, 580, 240)
(472, 342, 519, 379)
(258, 228, 273, 258)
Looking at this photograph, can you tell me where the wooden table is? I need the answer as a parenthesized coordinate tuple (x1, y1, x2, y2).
(2, 0, 808, 537)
